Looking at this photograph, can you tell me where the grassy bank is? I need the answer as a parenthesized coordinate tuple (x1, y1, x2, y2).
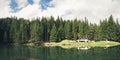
(44, 40, 120, 49)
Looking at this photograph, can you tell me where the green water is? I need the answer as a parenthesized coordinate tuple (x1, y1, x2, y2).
(0, 45, 120, 60)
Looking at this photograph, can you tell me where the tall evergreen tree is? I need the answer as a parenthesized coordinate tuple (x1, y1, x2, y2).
(50, 24, 57, 42)
(107, 15, 117, 41)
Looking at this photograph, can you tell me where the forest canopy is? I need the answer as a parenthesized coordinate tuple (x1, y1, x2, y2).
(0, 15, 120, 44)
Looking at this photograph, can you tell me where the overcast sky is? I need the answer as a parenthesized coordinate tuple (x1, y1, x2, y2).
(0, 0, 120, 24)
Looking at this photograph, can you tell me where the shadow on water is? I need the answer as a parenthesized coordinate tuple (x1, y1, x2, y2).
(0, 45, 120, 60)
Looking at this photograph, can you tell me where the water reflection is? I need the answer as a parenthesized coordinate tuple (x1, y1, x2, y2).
(0, 45, 120, 60)
(76, 47, 91, 50)
(14, 57, 39, 60)
(23, 57, 39, 60)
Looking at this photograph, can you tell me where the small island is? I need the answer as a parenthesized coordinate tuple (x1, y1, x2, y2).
(44, 39, 120, 49)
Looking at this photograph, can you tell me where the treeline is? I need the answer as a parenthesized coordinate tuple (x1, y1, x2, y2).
(0, 15, 120, 44)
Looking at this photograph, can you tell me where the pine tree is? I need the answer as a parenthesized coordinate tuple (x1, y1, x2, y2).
(50, 24, 57, 42)
(107, 15, 117, 40)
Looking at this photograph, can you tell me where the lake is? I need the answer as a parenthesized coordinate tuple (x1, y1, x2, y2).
(0, 45, 120, 60)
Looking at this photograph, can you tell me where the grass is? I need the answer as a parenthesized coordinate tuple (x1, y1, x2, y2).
(44, 40, 120, 49)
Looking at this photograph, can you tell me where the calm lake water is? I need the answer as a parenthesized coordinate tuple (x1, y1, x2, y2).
(0, 45, 120, 60)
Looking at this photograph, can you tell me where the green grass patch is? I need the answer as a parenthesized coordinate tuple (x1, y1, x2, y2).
(44, 40, 120, 49)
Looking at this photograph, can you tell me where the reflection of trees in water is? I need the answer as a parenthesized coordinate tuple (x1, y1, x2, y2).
(14, 57, 39, 60)
(24, 57, 39, 60)
(1, 45, 120, 60)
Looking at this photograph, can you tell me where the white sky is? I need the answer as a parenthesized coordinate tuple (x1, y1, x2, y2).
(0, 0, 120, 24)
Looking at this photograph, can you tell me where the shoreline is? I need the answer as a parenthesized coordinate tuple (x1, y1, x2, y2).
(44, 40, 120, 49)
